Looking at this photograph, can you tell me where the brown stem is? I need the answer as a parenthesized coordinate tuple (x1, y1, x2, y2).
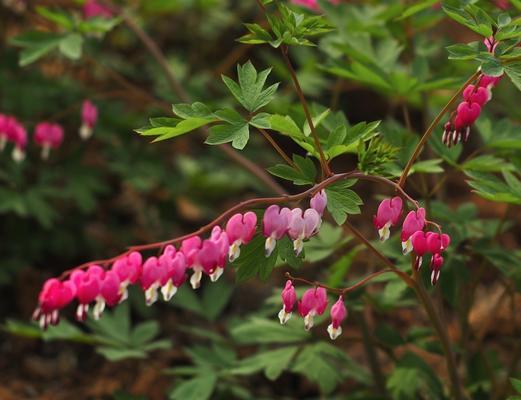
(258, 128, 296, 167)
(280, 46, 332, 177)
(398, 71, 480, 188)
(57, 171, 417, 279)
(412, 268, 465, 400)
(343, 219, 464, 399)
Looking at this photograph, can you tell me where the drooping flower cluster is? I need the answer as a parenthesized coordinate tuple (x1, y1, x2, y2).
(33, 192, 327, 329)
(0, 101, 98, 163)
(278, 280, 347, 340)
(374, 198, 451, 285)
(0, 114, 27, 163)
(442, 37, 502, 147)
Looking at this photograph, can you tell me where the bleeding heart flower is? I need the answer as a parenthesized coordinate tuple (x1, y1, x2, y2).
(34, 122, 64, 160)
(33, 278, 76, 329)
(401, 208, 426, 254)
(225, 212, 257, 262)
(71, 265, 104, 321)
(288, 208, 321, 256)
(263, 205, 291, 257)
(298, 287, 328, 330)
(373, 196, 403, 241)
(310, 190, 328, 216)
(278, 280, 297, 325)
(327, 296, 347, 340)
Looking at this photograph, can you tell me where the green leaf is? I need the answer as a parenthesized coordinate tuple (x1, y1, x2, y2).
(269, 114, 305, 139)
(505, 62, 521, 91)
(169, 373, 217, 400)
(231, 235, 278, 281)
(326, 247, 359, 287)
(231, 346, 298, 380)
(481, 59, 504, 77)
(325, 180, 363, 225)
(410, 159, 444, 174)
(10, 31, 64, 66)
(172, 102, 214, 119)
(462, 155, 513, 172)
(267, 155, 317, 186)
(141, 118, 216, 142)
(59, 33, 83, 60)
(205, 123, 250, 150)
(446, 42, 480, 60)
(303, 108, 330, 137)
(511, 378, 521, 394)
(230, 317, 309, 344)
(130, 321, 160, 346)
(201, 279, 234, 321)
(36, 7, 74, 29)
(398, 0, 438, 19)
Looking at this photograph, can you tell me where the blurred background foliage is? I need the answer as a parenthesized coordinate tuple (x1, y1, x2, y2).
(1, 0, 521, 399)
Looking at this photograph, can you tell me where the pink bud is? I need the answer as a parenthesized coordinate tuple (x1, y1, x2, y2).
(288, 208, 321, 256)
(10, 122, 27, 163)
(225, 212, 257, 262)
(71, 265, 104, 321)
(373, 196, 403, 241)
(80, 100, 98, 140)
(462, 85, 491, 106)
(33, 278, 76, 329)
(426, 232, 451, 254)
(278, 280, 297, 324)
(310, 190, 327, 216)
(479, 74, 503, 89)
(263, 205, 291, 257)
(34, 122, 64, 160)
(83, 0, 112, 19)
(401, 208, 426, 254)
(158, 245, 187, 300)
(411, 231, 429, 270)
(456, 102, 481, 126)
(430, 253, 444, 285)
(327, 296, 347, 340)
(298, 287, 328, 330)
(140, 257, 165, 305)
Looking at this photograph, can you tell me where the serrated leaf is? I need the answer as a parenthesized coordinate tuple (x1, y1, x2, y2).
(231, 235, 278, 281)
(325, 180, 363, 225)
(269, 114, 305, 139)
(205, 123, 250, 150)
(170, 373, 217, 400)
(231, 346, 298, 380)
(59, 33, 83, 60)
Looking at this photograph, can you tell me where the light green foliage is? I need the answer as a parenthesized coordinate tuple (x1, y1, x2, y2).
(325, 179, 363, 225)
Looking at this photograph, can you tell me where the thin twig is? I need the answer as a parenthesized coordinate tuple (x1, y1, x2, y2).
(258, 128, 296, 167)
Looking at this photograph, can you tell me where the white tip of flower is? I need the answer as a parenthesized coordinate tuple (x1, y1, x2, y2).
(431, 270, 441, 286)
(378, 222, 391, 242)
(76, 304, 88, 321)
(327, 324, 342, 340)
(79, 124, 93, 140)
(41, 144, 50, 160)
(304, 313, 315, 331)
(278, 308, 292, 325)
(92, 297, 106, 320)
(118, 285, 129, 304)
(209, 267, 224, 283)
(145, 284, 159, 306)
(51, 310, 59, 325)
(39, 315, 46, 330)
(190, 269, 203, 289)
(293, 238, 304, 256)
(416, 256, 423, 271)
(228, 242, 241, 262)
(12, 147, 25, 163)
(265, 237, 276, 257)
(161, 280, 177, 301)
(402, 239, 413, 255)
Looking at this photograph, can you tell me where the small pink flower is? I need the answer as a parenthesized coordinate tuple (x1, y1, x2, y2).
(426, 232, 451, 254)
(71, 265, 104, 321)
(111, 251, 142, 303)
(373, 196, 403, 241)
(263, 205, 291, 257)
(310, 190, 327, 216)
(158, 245, 187, 300)
(401, 208, 426, 254)
(0, 114, 12, 151)
(208, 226, 230, 282)
(278, 280, 297, 325)
(456, 102, 481, 126)
(225, 212, 257, 262)
(33, 278, 76, 329)
(298, 287, 328, 330)
(479, 75, 502, 89)
(327, 296, 347, 340)
(411, 231, 429, 270)
(430, 253, 444, 285)
(93, 270, 121, 319)
(80, 100, 98, 140)
(10, 122, 27, 163)
(462, 84, 490, 106)
(34, 122, 64, 160)
(288, 208, 321, 256)
(83, 0, 113, 19)
(140, 256, 166, 305)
